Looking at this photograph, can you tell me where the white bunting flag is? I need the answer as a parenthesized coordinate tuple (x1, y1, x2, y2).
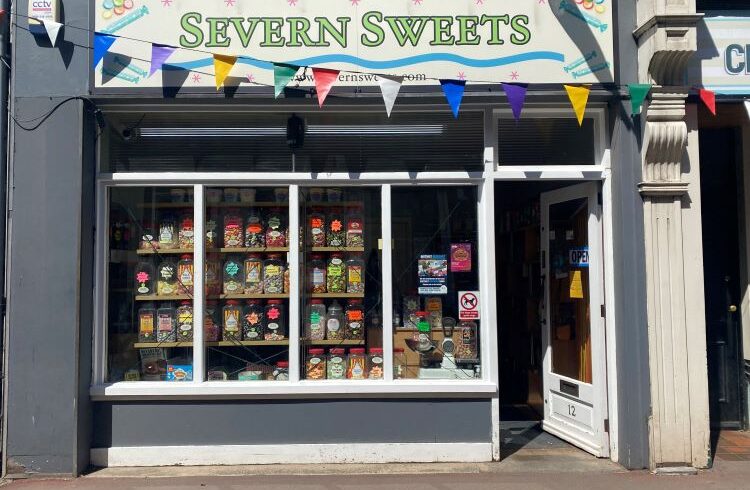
(378, 75, 404, 117)
(41, 19, 62, 46)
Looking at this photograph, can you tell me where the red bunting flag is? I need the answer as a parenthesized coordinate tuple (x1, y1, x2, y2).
(312, 68, 340, 108)
(699, 89, 716, 116)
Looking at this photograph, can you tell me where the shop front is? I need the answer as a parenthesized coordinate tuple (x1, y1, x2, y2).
(3, 0, 655, 475)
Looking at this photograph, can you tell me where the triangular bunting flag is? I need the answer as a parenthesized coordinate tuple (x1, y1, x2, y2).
(501, 83, 528, 122)
(564, 85, 591, 126)
(628, 84, 652, 115)
(440, 79, 467, 118)
(274, 63, 301, 98)
(378, 75, 403, 117)
(149, 44, 177, 77)
(699, 89, 716, 116)
(93, 33, 117, 68)
(312, 68, 340, 107)
(41, 19, 62, 46)
(213, 54, 237, 90)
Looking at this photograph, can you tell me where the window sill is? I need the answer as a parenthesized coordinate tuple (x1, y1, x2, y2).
(90, 380, 498, 400)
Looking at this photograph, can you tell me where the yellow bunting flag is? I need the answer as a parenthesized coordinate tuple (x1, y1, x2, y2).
(564, 85, 591, 126)
(213, 54, 237, 91)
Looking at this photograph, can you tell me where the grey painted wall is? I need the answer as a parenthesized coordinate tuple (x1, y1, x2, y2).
(92, 399, 492, 448)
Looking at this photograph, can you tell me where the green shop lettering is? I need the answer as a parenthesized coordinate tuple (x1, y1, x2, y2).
(179, 12, 531, 49)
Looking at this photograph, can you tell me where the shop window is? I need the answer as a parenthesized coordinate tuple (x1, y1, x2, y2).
(107, 187, 195, 382)
(498, 118, 596, 166)
(299, 187, 382, 380)
(203, 187, 291, 382)
(391, 186, 481, 380)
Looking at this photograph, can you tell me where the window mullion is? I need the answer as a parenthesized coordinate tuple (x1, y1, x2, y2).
(192, 184, 205, 383)
(381, 185, 394, 382)
(288, 185, 301, 383)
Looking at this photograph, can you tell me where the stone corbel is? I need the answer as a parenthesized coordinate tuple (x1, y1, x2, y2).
(633, 13, 703, 86)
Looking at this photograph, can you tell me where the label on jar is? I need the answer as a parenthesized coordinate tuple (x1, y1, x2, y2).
(372, 356, 383, 364)
(266, 265, 281, 276)
(329, 219, 343, 233)
(327, 318, 340, 332)
(205, 263, 218, 282)
(158, 314, 173, 332)
(351, 361, 365, 379)
(328, 259, 343, 276)
(268, 216, 281, 229)
(225, 281, 240, 292)
(245, 263, 261, 283)
(267, 322, 279, 331)
(313, 268, 325, 285)
(246, 218, 262, 234)
(225, 262, 240, 277)
(160, 265, 175, 280)
(329, 359, 345, 378)
(462, 326, 476, 344)
(139, 313, 154, 334)
(348, 265, 362, 284)
(179, 265, 194, 285)
(159, 226, 173, 243)
(309, 356, 321, 365)
(224, 310, 239, 332)
(142, 233, 154, 243)
(347, 310, 363, 321)
(137, 285, 150, 295)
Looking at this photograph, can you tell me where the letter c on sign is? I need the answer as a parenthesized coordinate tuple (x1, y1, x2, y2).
(726, 44, 746, 75)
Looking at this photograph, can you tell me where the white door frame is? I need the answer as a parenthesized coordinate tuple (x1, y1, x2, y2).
(540, 182, 610, 457)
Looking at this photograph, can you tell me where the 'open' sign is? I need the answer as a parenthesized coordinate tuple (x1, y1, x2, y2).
(569, 248, 590, 268)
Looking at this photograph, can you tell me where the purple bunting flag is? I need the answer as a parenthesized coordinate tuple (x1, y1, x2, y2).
(149, 44, 178, 77)
(501, 83, 528, 122)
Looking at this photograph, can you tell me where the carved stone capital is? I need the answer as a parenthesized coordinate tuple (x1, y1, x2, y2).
(640, 91, 689, 195)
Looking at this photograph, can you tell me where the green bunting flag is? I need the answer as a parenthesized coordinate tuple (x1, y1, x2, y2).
(274, 63, 301, 98)
(628, 84, 652, 115)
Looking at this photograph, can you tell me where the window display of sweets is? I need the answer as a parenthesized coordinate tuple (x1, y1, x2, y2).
(265, 208, 287, 247)
(156, 303, 177, 342)
(223, 256, 244, 295)
(134, 261, 155, 296)
(326, 300, 344, 340)
(327, 348, 347, 380)
(368, 348, 384, 379)
(264, 300, 286, 340)
(178, 212, 194, 249)
(346, 209, 364, 247)
(263, 255, 285, 294)
(204, 300, 220, 342)
(177, 254, 194, 295)
(306, 299, 327, 340)
(176, 301, 193, 342)
(273, 361, 290, 381)
(346, 255, 365, 294)
(326, 208, 345, 247)
(345, 299, 365, 340)
(223, 209, 244, 249)
(394, 347, 407, 379)
(205, 217, 218, 248)
(158, 214, 178, 250)
(308, 254, 327, 293)
(137, 304, 156, 342)
(241, 300, 264, 341)
(284, 268, 290, 294)
(243, 254, 264, 294)
(139, 220, 158, 251)
(306, 348, 326, 380)
(222, 300, 242, 341)
(156, 259, 179, 296)
(326, 254, 346, 293)
(309, 209, 326, 247)
(347, 348, 367, 380)
(244, 209, 265, 248)
(205, 259, 221, 296)
(455, 320, 479, 361)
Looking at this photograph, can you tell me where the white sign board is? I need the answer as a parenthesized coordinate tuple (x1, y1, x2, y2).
(692, 13, 750, 95)
(459, 291, 480, 321)
(94, 0, 615, 90)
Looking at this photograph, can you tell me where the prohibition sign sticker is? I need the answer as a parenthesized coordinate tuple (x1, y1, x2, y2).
(459, 291, 480, 320)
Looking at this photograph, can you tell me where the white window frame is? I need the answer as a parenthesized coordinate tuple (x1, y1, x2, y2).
(91, 104, 609, 400)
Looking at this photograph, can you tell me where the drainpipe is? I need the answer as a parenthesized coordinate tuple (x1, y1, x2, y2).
(0, 0, 10, 475)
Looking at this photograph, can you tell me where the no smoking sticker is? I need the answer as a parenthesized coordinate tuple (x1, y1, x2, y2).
(459, 291, 480, 320)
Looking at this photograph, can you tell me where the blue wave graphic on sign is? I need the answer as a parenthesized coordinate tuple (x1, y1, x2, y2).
(164, 52, 566, 71)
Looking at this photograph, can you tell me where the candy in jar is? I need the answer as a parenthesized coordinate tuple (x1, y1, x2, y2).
(265, 208, 287, 247)
(263, 255, 285, 294)
(264, 300, 286, 340)
(273, 361, 289, 381)
(243, 254, 264, 294)
(347, 348, 367, 380)
(223, 256, 244, 294)
(368, 348, 384, 379)
(205, 217, 218, 248)
(326, 300, 344, 340)
(157, 260, 178, 296)
(345, 299, 365, 340)
(455, 320, 478, 361)
(223, 209, 244, 248)
(306, 349, 327, 380)
(156, 303, 177, 342)
(204, 301, 220, 342)
(139, 220, 158, 250)
(284, 268, 290, 294)
(242, 300, 264, 341)
(244, 209, 265, 248)
(177, 254, 194, 295)
(176, 301, 193, 341)
(134, 261, 155, 296)
(308, 254, 327, 293)
(138, 303, 156, 342)
(327, 348, 347, 380)
(326, 254, 346, 293)
(158, 214, 178, 250)
(222, 300, 242, 341)
(306, 299, 327, 341)
(326, 208, 345, 247)
(346, 255, 365, 294)
(346, 209, 364, 247)
(178, 212, 194, 249)
(309, 210, 326, 247)
(205, 259, 221, 296)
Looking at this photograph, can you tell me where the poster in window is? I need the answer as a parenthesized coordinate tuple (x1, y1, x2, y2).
(450, 243, 472, 272)
(418, 255, 448, 295)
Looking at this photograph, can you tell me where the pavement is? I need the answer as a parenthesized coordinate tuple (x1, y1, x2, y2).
(2, 428, 749, 489)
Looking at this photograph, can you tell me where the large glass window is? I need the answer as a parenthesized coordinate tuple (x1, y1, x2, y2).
(498, 118, 595, 166)
(391, 187, 481, 380)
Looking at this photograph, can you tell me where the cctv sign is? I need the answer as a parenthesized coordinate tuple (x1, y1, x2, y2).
(29, 0, 59, 27)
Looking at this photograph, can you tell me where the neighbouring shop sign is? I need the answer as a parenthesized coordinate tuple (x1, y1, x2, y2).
(692, 13, 750, 95)
(94, 0, 615, 90)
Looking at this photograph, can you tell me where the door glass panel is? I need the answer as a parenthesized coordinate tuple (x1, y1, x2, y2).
(548, 197, 592, 383)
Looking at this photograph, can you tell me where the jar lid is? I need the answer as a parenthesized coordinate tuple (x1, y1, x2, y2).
(394, 347, 405, 353)
(350, 348, 366, 354)
(180, 254, 192, 260)
(226, 300, 240, 306)
(267, 299, 283, 305)
(309, 348, 325, 355)
(180, 300, 192, 306)
(330, 252, 344, 258)
(347, 299, 363, 305)
(266, 254, 282, 259)
(369, 347, 383, 354)
(206, 300, 219, 305)
(416, 311, 427, 318)
(330, 348, 346, 355)
(310, 254, 324, 260)
(276, 361, 289, 368)
(310, 299, 324, 304)
(246, 299, 262, 305)
(246, 253, 263, 259)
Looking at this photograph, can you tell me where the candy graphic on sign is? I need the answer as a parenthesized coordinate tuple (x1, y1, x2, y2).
(450, 243, 472, 272)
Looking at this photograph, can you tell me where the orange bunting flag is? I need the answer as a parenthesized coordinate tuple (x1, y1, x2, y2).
(312, 68, 340, 107)
(213, 54, 237, 91)
(564, 85, 591, 126)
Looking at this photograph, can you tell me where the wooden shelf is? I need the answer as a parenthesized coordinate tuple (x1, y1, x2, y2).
(214, 247, 289, 253)
(135, 294, 191, 301)
(213, 293, 289, 300)
(305, 201, 363, 207)
(137, 248, 193, 255)
(206, 201, 289, 208)
(134, 340, 289, 349)
(304, 339, 366, 346)
(309, 247, 364, 252)
(310, 292, 365, 299)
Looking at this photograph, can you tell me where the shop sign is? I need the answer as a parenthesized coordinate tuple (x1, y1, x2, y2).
(692, 13, 750, 95)
(94, 0, 614, 90)
(569, 247, 589, 267)
(450, 243, 472, 272)
(418, 255, 448, 295)
(459, 291, 480, 320)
